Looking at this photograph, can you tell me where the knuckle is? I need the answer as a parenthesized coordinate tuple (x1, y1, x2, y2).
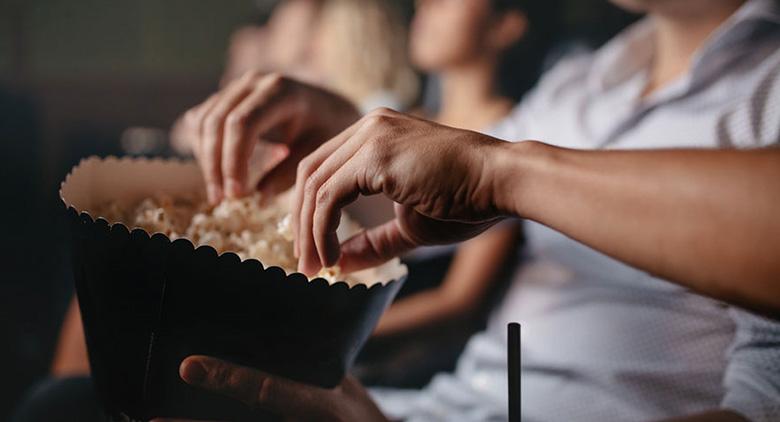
(315, 185, 330, 207)
(210, 364, 231, 389)
(255, 376, 274, 406)
(364, 108, 398, 129)
(297, 158, 313, 178)
(240, 69, 262, 82)
(304, 178, 319, 196)
(364, 113, 387, 128)
(226, 370, 249, 395)
(261, 72, 285, 89)
(225, 111, 247, 129)
(203, 115, 221, 134)
(184, 108, 199, 123)
(371, 106, 393, 116)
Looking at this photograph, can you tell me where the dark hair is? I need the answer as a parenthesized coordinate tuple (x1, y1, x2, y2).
(492, 0, 562, 102)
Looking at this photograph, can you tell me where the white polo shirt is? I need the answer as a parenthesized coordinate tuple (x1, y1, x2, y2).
(372, 1, 780, 421)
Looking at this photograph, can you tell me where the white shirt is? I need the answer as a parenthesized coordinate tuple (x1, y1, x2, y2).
(372, 1, 780, 421)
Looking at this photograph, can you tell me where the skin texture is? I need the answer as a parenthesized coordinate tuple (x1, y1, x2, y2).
(502, 143, 780, 320)
(181, 72, 358, 204)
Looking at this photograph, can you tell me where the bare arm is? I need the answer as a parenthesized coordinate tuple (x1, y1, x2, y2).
(499, 143, 780, 318)
(288, 109, 780, 317)
(374, 225, 518, 338)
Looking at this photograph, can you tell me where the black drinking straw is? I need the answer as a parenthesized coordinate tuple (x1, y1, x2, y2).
(508, 322, 521, 422)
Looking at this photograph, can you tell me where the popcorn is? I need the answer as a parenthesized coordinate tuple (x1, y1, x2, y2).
(96, 192, 356, 284)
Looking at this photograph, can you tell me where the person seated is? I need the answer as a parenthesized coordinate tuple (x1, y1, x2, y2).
(172, 0, 780, 420)
(20, 1, 780, 421)
(162, 60, 780, 422)
(354, 0, 559, 388)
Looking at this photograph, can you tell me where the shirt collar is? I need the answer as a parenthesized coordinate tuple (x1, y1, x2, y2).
(587, 0, 780, 95)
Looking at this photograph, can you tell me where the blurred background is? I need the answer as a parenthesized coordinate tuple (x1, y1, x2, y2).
(0, 0, 637, 419)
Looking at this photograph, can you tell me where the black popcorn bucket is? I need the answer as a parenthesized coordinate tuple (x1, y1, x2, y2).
(60, 157, 407, 421)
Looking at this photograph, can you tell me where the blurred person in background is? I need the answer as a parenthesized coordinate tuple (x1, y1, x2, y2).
(171, 0, 325, 154)
(219, 25, 272, 87)
(310, 0, 419, 112)
(355, 0, 560, 388)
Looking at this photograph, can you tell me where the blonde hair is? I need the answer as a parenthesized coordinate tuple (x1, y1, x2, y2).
(315, 0, 419, 110)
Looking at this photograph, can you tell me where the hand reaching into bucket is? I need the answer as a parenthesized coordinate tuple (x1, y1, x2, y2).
(179, 72, 360, 204)
(290, 107, 518, 276)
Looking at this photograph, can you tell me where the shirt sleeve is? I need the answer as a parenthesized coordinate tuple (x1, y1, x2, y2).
(721, 308, 780, 421)
(717, 50, 780, 147)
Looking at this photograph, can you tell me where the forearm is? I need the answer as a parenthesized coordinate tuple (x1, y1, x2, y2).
(495, 142, 780, 317)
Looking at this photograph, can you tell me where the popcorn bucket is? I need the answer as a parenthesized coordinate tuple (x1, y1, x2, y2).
(60, 157, 407, 421)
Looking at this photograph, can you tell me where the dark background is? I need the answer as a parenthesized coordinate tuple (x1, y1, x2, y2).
(0, 0, 635, 419)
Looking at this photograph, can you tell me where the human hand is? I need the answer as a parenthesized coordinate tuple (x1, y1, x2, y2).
(179, 72, 360, 204)
(151, 355, 389, 422)
(292, 108, 517, 275)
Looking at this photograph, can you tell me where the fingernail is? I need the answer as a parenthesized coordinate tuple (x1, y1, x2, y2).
(225, 178, 244, 198)
(207, 184, 223, 205)
(180, 359, 207, 385)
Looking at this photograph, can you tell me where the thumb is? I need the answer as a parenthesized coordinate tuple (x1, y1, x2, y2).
(339, 204, 503, 273)
(338, 218, 420, 273)
(179, 355, 331, 418)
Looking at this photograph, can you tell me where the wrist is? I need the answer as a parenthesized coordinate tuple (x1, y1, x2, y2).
(490, 140, 557, 219)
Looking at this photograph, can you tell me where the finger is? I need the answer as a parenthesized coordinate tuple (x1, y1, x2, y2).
(337, 216, 420, 273)
(291, 118, 365, 260)
(254, 147, 299, 198)
(221, 75, 285, 198)
(338, 204, 499, 272)
(297, 123, 376, 274)
(310, 157, 371, 269)
(199, 75, 257, 203)
(179, 356, 332, 418)
(186, 94, 219, 161)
